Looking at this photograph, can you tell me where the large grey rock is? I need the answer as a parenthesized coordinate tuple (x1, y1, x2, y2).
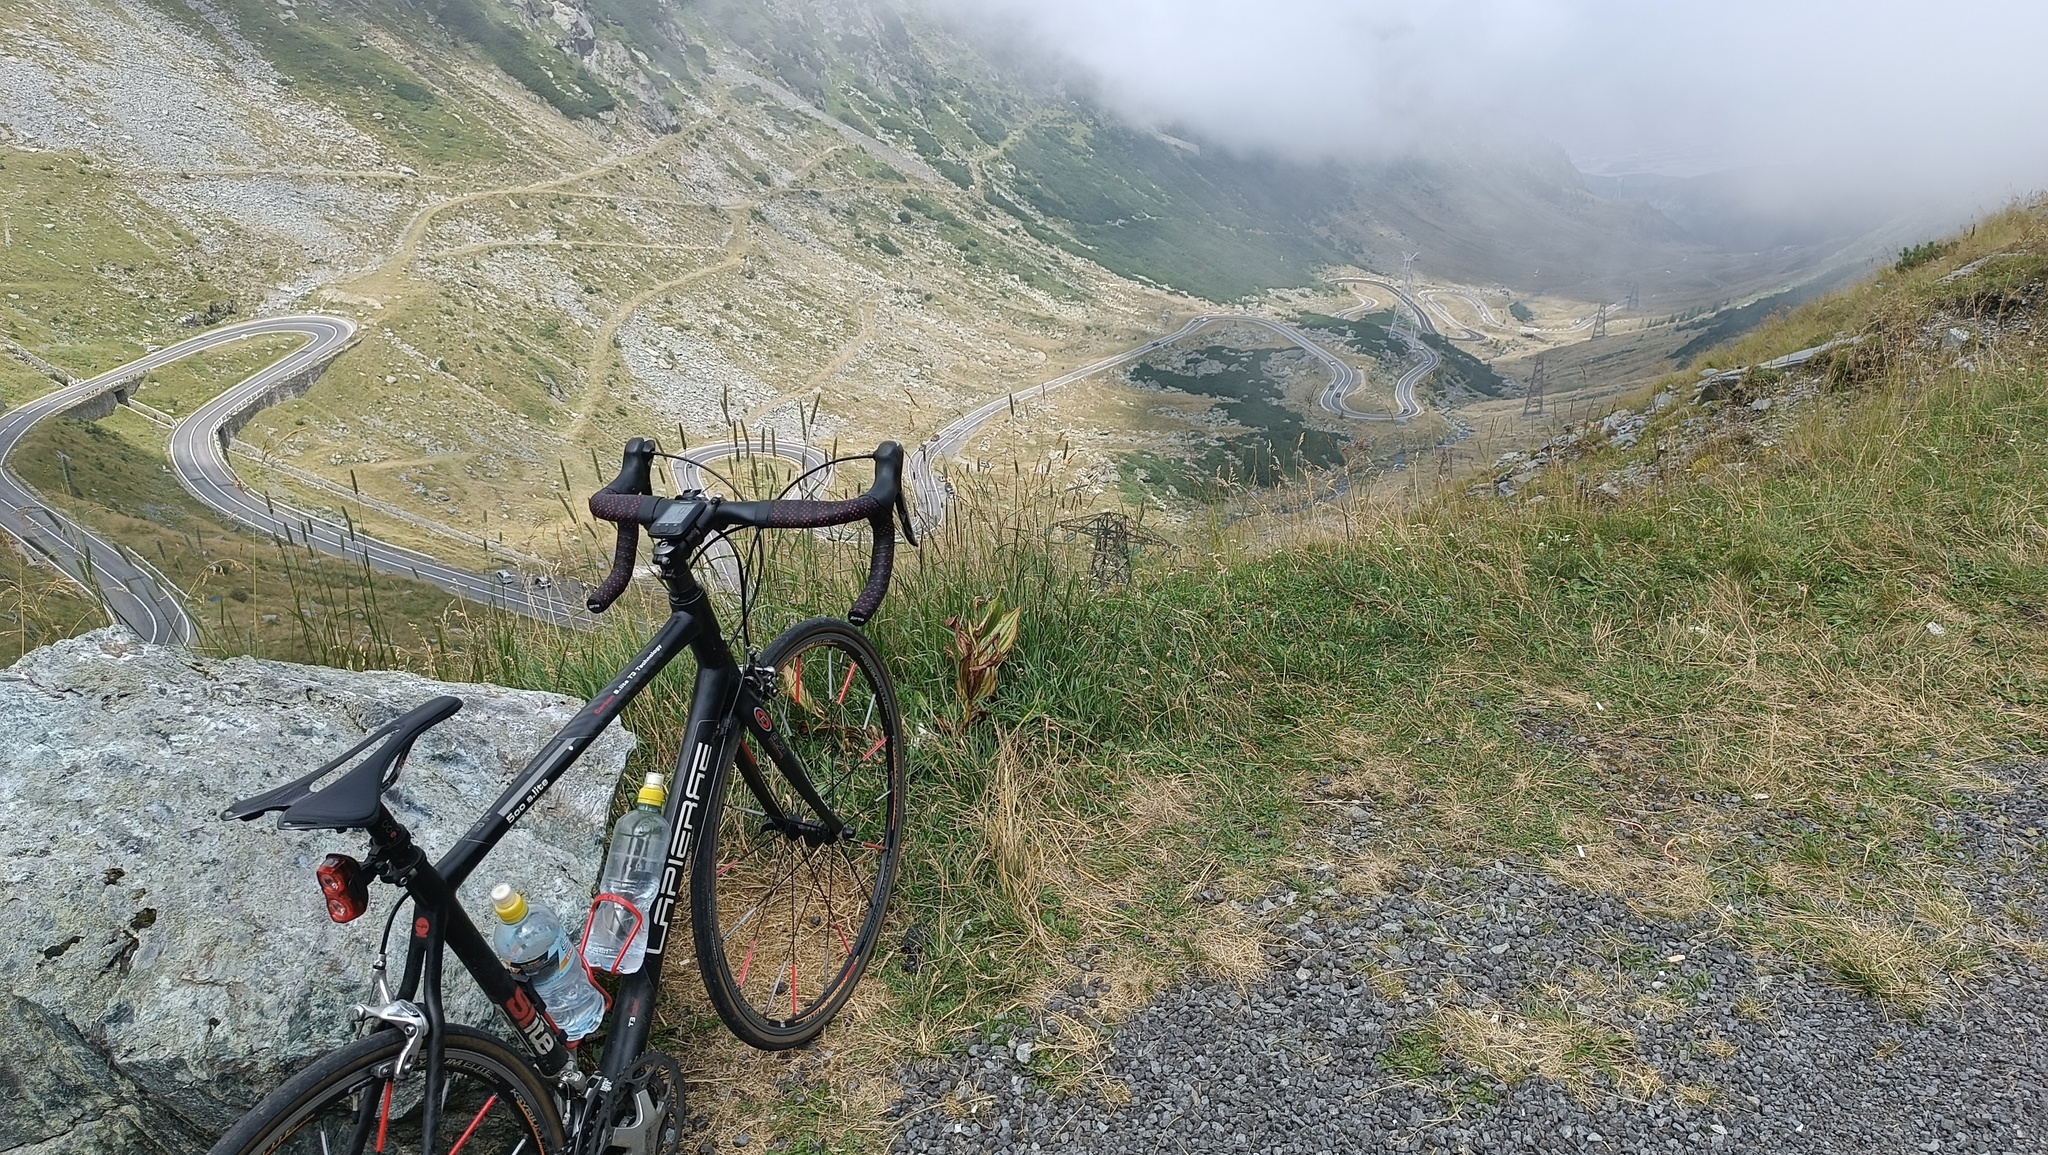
(0, 630, 635, 1153)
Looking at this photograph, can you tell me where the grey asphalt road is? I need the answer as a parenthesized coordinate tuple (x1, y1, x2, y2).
(1334, 276, 1444, 338)
(0, 327, 321, 643)
(4, 296, 1437, 642)
(905, 312, 1418, 532)
(668, 436, 836, 587)
(1418, 289, 1494, 339)
(671, 436, 832, 497)
(1341, 275, 1623, 337)
(163, 315, 583, 628)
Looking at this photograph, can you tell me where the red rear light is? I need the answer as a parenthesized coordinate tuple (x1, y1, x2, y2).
(317, 854, 370, 923)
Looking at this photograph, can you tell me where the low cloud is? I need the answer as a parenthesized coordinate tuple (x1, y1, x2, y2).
(928, 0, 2048, 223)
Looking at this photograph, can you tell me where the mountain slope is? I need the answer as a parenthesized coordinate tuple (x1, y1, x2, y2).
(2, 0, 1847, 576)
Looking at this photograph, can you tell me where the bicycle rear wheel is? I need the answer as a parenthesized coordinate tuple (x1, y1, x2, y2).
(207, 1025, 563, 1155)
(692, 617, 905, 1050)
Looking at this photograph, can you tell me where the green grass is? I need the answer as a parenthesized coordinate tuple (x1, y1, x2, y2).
(1896, 239, 1959, 272)
(994, 115, 1338, 301)
(1669, 265, 1863, 367)
(1418, 331, 1510, 398)
(0, 149, 214, 374)
(1300, 311, 1508, 401)
(900, 195, 1079, 298)
(437, 0, 616, 120)
(0, 541, 102, 666)
(1380, 1025, 1448, 1079)
(587, 0, 704, 92)
(175, 0, 509, 166)
(132, 334, 309, 416)
(10, 197, 2023, 1142)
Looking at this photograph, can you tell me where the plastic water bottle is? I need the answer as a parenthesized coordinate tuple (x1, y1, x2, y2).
(582, 773, 671, 974)
(490, 884, 604, 1041)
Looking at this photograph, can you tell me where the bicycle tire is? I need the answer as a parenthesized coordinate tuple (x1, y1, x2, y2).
(207, 1024, 564, 1155)
(691, 616, 906, 1050)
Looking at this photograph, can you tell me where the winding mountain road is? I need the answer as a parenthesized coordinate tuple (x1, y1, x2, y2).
(16, 297, 1437, 634)
(1418, 290, 1494, 339)
(904, 311, 1419, 529)
(0, 324, 361, 643)
(164, 317, 581, 627)
(1341, 275, 1629, 337)
(3, 315, 581, 641)
(0, 403, 193, 643)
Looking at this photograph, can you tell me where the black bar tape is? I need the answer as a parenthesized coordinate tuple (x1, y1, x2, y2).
(589, 491, 662, 525)
(586, 523, 637, 614)
(757, 493, 888, 530)
(848, 512, 895, 625)
(584, 438, 658, 613)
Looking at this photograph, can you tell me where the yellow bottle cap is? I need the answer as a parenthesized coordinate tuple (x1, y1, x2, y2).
(490, 883, 527, 924)
(636, 772, 667, 809)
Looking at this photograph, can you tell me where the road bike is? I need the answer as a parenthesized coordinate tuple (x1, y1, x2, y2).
(209, 438, 916, 1155)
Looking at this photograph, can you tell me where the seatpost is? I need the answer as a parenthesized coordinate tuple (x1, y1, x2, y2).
(366, 808, 423, 885)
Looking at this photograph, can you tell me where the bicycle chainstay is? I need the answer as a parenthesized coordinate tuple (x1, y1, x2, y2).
(573, 1050, 687, 1155)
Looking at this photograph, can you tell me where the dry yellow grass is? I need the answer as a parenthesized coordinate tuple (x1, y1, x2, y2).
(1432, 1000, 1664, 1101)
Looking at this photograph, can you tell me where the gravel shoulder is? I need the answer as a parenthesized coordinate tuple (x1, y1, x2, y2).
(886, 764, 2048, 1155)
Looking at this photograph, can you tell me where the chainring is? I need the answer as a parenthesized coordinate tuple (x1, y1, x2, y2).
(590, 1051, 686, 1155)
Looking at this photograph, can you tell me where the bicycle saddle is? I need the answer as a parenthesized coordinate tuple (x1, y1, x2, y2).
(222, 696, 464, 831)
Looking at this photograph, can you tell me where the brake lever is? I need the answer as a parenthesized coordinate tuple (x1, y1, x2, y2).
(894, 489, 918, 547)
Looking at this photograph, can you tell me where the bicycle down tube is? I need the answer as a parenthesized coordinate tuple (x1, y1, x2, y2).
(405, 545, 772, 1091)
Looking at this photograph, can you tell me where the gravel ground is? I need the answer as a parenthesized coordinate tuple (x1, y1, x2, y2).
(885, 766, 2048, 1154)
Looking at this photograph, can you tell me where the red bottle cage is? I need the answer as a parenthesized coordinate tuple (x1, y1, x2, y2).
(580, 893, 647, 982)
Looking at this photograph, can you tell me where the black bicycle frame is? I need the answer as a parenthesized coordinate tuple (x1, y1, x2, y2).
(374, 537, 788, 1152)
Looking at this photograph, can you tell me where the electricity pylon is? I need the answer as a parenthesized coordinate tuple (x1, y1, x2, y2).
(1522, 356, 1548, 418)
(1055, 511, 1166, 585)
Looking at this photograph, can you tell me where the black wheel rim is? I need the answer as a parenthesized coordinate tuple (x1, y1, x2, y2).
(705, 631, 901, 1034)
(261, 1051, 546, 1155)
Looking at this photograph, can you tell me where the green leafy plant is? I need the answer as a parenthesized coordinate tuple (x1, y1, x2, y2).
(943, 596, 1023, 732)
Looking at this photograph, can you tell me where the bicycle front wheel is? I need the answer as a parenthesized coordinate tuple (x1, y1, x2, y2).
(692, 617, 906, 1050)
(207, 1025, 564, 1155)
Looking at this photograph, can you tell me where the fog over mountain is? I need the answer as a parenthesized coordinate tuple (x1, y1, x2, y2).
(928, 0, 2048, 229)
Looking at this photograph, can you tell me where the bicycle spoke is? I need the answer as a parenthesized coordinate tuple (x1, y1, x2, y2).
(718, 840, 825, 951)
(720, 886, 772, 945)
(800, 847, 840, 999)
(833, 840, 876, 904)
(818, 733, 884, 802)
(374, 1081, 393, 1154)
(715, 833, 774, 878)
(444, 1094, 498, 1155)
(699, 626, 902, 1048)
